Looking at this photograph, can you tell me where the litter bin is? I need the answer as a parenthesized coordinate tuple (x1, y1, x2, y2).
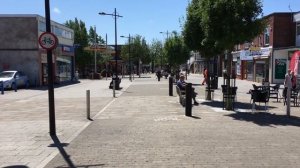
(210, 75, 218, 89)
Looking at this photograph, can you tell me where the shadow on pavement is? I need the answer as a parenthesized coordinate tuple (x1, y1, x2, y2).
(3, 166, 29, 168)
(200, 100, 279, 112)
(48, 135, 105, 168)
(187, 115, 201, 119)
(225, 112, 300, 127)
(29, 81, 81, 91)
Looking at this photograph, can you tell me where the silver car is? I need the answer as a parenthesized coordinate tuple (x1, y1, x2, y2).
(0, 71, 29, 89)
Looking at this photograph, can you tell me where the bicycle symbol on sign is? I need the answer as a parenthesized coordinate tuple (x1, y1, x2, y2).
(39, 32, 58, 50)
(41, 37, 54, 45)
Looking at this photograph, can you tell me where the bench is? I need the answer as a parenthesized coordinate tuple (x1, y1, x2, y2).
(175, 85, 186, 106)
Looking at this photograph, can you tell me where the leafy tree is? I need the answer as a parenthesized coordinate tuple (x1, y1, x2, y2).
(65, 18, 91, 77)
(123, 35, 150, 75)
(88, 26, 105, 45)
(149, 39, 163, 72)
(164, 32, 189, 72)
(183, 0, 265, 107)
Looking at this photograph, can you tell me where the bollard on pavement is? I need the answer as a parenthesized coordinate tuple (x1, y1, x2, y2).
(86, 90, 90, 119)
(113, 80, 116, 97)
(0, 81, 4, 95)
(14, 81, 17, 92)
(169, 76, 173, 96)
(185, 83, 192, 116)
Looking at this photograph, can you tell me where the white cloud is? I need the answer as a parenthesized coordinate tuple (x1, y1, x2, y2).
(53, 7, 61, 14)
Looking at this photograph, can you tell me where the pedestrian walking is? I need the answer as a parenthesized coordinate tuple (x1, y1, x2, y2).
(201, 68, 208, 85)
(156, 70, 162, 81)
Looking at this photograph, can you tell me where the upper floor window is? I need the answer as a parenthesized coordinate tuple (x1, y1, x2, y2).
(38, 21, 46, 32)
(264, 27, 270, 46)
(53, 26, 73, 39)
(297, 23, 300, 36)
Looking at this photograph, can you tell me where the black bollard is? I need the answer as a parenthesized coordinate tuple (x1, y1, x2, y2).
(185, 83, 192, 116)
(14, 81, 17, 92)
(1, 81, 3, 95)
(169, 76, 173, 96)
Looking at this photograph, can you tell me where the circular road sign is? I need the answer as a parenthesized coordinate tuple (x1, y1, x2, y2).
(38, 32, 58, 50)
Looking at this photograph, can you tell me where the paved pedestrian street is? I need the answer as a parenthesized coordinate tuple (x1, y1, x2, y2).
(1, 74, 300, 167)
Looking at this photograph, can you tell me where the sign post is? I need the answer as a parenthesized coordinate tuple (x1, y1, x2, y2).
(41, 0, 58, 136)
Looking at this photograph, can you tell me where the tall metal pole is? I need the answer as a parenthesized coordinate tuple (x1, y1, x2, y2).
(94, 26, 97, 74)
(45, 0, 56, 135)
(129, 34, 132, 82)
(114, 8, 118, 78)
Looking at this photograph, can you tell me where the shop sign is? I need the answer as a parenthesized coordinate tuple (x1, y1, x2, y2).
(240, 47, 272, 60)
(62, 46, 71, 52)
(240, 50, 253, 60)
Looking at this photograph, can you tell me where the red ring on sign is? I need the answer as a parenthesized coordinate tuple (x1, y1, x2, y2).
(38, 32, 58, 50)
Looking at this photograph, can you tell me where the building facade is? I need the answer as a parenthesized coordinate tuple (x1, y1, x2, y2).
(232, 12, 297, 84)
(0, 14, 74, 86)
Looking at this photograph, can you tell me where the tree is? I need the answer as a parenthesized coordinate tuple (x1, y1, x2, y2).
(124, 35, 150, 76)
(164, 32, 190, 72)
(65, 18, 91, 77)
(149, 39, 163, 72)
(183, 0, 265, 106)
(88, 26, 105, 45)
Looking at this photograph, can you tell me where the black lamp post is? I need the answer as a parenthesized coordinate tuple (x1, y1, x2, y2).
(120, 34, 133, 82)
(99, 8, 122, 88)
(159, 31, 169, 70)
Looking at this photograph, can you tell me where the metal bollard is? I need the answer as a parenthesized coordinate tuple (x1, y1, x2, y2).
(86, 90, 90, 119)
(113, 80, 116, 97)
(0, 81, 4, 95)
(14, 81, 17, 92)
(169, 76, 173, 96)
(185, 83, 192, 116)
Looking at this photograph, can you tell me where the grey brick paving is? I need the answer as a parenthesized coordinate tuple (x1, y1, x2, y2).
(43, 74, 300, 168)
(1, 74, 300, 167)
(0, 79, 131, 168)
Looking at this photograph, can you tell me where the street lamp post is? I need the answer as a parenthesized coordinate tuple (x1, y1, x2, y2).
(120, 34, 133, 82)
(99, 8, 122, 89)
(94, 26, 97, 75)
(159, 31, 169, 70)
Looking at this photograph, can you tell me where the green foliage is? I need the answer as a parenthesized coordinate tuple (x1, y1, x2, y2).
(149, 40, 163, 66)
(65, 18, 91, 72)
(88, 26, 105, 45)
(183, 0, 265, 57)
(164, 32, 190, 69)
(121, 35, 151, 65)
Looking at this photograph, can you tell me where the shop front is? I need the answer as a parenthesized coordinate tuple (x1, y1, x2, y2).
(240, 50, 254, 81)
(272, 47, 300, 84)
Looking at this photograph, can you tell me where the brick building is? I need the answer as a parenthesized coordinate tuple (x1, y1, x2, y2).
(232, 12, 298, 83)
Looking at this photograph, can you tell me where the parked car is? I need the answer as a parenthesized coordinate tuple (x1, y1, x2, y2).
(0, 71, 29, 89)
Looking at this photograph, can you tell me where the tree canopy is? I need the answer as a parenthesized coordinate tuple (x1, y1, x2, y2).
(164, 32, 190, 70)
(183, 0, 265, 57)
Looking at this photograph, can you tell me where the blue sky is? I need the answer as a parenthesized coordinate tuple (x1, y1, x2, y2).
(0, 0, 299, 45)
